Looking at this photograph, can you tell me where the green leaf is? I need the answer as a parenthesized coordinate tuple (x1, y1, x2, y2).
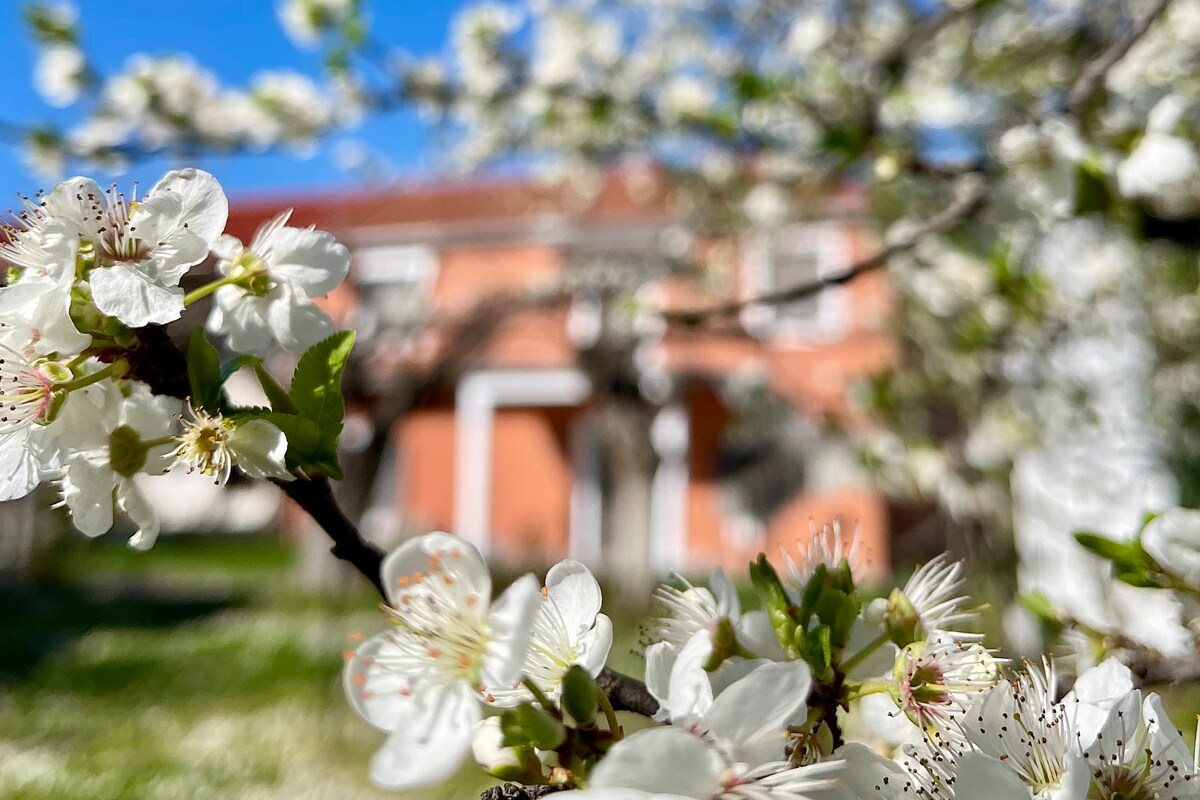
(749, 554, 800, 660)
(1018, 592, 1060, 624)
(1073, 159, 1113, 216)
(560, 665, 599, 725)
(1113, 567, 1167, 589)
(290, 330, 356, 440)
(500, 703, 566, 751)
(253, 364, 298, 415)
(1074, 531, 1135, 562)
(187, 329, 223, 412)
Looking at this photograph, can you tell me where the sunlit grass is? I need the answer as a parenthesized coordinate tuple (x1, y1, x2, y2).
(0, 535, 493, 800)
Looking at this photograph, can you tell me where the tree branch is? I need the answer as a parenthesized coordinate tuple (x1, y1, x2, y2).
(598, 666, 659, 716)
(661, 175, 988, 327)
(1065, 0, 1172, 119)
(275, 475, 387, 597)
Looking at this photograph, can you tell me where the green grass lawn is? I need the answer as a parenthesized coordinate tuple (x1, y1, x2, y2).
(0, 534, 652, 800)
(0, 535, 1195, 799)
(0, 535, 497, 800)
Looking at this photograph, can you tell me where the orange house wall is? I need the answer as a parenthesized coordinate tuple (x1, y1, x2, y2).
(488, 407, 576, 564)
(396, 410, 457, 533)
(396, 404, 577, 563)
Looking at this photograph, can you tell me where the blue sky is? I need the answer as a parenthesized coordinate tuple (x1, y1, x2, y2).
(0, 1, 470, 199)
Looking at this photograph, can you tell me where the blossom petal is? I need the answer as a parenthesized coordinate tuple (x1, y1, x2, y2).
(589, 726, 721, 798)
(41, 176, 104, 232)
(228, 419, 293, 481)
(644, 641, 677, 722)
(90, 264, 185, 327)
(118, 478, 160, 550)
(343, 630, 409, 732)
(260, 224, 350, 296)
(380, 532, 490, 606)
(265, 291, 335, 353)
(1141, 507, 1200, 586)
(661, 629, 714, 722)
(577, 613, 613, 677)
(29, 288, 90, 356)
(368, 682, 480, 791)
(704, 660, 812, 765)
(62, 459, 116, 536)
(146, 167, 229, 245)
(1143, 693, 1193, 770)
(736, 610, 788, 661)
(484, 573, 542, 686)
(0, 430, 41, 501)
(0, 282, 53, 313)
(954, 752, 1035, 800)
(709, 567, 740, 619)
(832, 742, 910, 800)
(208, 290, 274, 354)
(546, 558, 603, 636)
(1062, 657, 1135, 746)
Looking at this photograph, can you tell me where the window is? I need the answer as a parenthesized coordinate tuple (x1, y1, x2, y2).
(740, 224, 850, 342)
(353, 244, 439, 328)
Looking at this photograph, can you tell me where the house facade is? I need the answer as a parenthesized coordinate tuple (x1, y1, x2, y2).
(223, 170, 895, 578)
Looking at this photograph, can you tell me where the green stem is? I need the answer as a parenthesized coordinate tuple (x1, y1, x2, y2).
(845, 679, 892, 702)
(65, 352, 90, 370)
(140, 435, 177, 450)
(596, 686, 622, 740)
(183, 273, 242, 307)
(56, 360, 125, 392)
(521, 677, 557, 714)
(841, 631, 889, 674)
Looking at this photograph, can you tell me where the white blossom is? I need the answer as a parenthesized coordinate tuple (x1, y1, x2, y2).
(33, 44, 86, 108)
(207, 209, 349, 354)
(343, 532, 542, 790)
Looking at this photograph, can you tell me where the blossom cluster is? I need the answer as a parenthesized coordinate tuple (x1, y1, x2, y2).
(343, 522, 1200, 798)
(0, 167, 351, 547)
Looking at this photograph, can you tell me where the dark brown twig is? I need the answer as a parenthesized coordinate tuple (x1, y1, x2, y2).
(662, 176, 988, 326)
(1065, 0, 1172, 119)
(275, 475, 387, 597)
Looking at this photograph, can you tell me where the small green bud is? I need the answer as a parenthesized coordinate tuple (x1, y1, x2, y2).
(749, 554, 800, 659)
(560, 665, 599, 725)
(884, 587, 922, 648)
(472, 717, 545, 783)
(500, 703, 567, 751)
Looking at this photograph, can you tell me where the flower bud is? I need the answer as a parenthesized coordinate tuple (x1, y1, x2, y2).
(471, 717, 544, 783)
(884, 587, 922, 648)
(1141, 508, 1200, 586)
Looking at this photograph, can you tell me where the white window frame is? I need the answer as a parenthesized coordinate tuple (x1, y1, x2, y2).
(453, 369, 690, 572)
(353, 243, 439, 290)
(739, 223, 851, 344)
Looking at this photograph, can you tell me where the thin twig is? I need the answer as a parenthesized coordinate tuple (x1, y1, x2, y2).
(1065, 0, 1172, 119)
(662, 175, 988, 326)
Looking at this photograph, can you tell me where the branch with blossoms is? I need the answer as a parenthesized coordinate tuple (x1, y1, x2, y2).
(3, 173, 1194, 800)
(339, 519, 1200, 799)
